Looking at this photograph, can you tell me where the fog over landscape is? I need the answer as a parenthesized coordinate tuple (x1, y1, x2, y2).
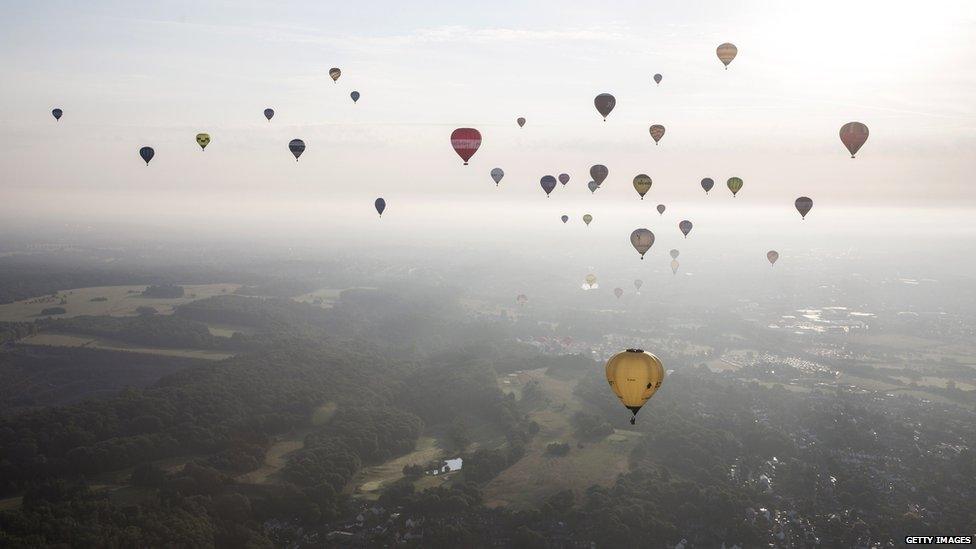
(1, 1, 974, 548)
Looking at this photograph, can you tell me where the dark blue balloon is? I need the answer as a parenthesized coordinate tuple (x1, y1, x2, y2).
(375, 197, 386, 216)
(351, 91, 360, 103)
(264, 108, 274, 121)
(139, 146, 154, 165)
(701, 177, 714, 193)
(289, 139, 305, 161)
(52, 108, 63, 121)
(540, 175, 557, 197)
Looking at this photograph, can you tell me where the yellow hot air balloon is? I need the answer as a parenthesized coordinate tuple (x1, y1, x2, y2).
(583, 214, 593, 226)
(605, 349, 664, 424)
(196, 133, 211, 151)
(632, 174, 652, 199)
(585, 273, 597, 287)
(717, 43, 737, 69)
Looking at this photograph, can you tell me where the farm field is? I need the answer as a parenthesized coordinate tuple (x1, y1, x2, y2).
(0, 283, 240, 321)
(237, 402, 337, 485)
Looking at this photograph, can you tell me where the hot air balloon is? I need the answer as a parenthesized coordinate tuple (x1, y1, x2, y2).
(289, 139, 305, 161)
(633, 174, 652, 200)
(649, 125, 665, 145)
(795, 196, 813, 219)
(450, 128, 482, 165)
(614, 287, 624, 299)
(670, 249, 679, 259)
(585, 274, 598, 287)
(717, 43, 737, 69)
(490, 168, 504, 186)
(51, 108, 63, 121)
(630, 228, 655, 259)
(701, 178, 714, 193)
(594, 93, 616, 121)
(350, 91, 360, 103)
(264, 108, 274, 121)
(656, 204, 666, 215)
(517, 117, 526, 128)
(329, 68, 341, 82)
(679, 220, 693, 238)
(375, 198, 386, 217)
(517, 294, 528, 306)
(670, 259, 680, 274)
(561, 215, 569, 224)
(590, 165, 608, 186)
(605, 349, 664, 424)
(196, 133, 211, 151)
(583, 214, 593, 226)
(558, 173, 570, 186)
(540, 175, 557, 197)
(839, 122, 869, 158)
(767, 250, 779, 266)
(588, 181, 600, 194)
(634, 279, 643, 292)
(139, 147, 154, 166)
(727, 177, 743, 197)
(653, 74, 662, 85)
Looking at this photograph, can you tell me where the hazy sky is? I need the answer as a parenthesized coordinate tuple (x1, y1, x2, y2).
(1, 1, 975, 248)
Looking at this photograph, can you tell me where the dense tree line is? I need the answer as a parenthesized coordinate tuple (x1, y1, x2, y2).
(41, 314, 240, 350)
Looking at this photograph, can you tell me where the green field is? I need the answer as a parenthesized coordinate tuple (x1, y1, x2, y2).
(483, 368, 639, 509)
(0, 283, 240, 321)
(292, 287, 376, 308)
(18, 332, 235, 361)
(351, 436, 449, 500)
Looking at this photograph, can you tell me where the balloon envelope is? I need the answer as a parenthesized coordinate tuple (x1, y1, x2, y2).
(633, 174, 652, 199)
(594, 93, 616, 120)
(450, 128, 482, 165)
(329, 68, 341, 82)
(701, 178, 714, 193)
(605, 349, 664, 423)
(558, 173, 570, 185)
(649, 125, 665, 144)
(727, 177, 743, 196)
(264, 108, 274, 121)
(587, 181, 599, 193)
(590, 165, 608, 185)
(653, 74, 662, 85)
(490, 168, 504, 185)
(670, 249, 679, 259)
(717, 43, 737, 68)
(795, 196, 813, 219)
(839, 122, 869, 158)
(679, 220, 693, 238)
(585, 274, 597, 286)
(656, 204, 666, 215)
(583, 214, 593, 226)
(630, 228, 655, 259)
(350, 91, 360, 103)
(614, 287, 623, 299)
(289, 139, 305, 160)
(634, 279, 643, 291)
(52, 108, 63, 121)
(561, 215, 569, 224)
(767, 250, 779, 265)
(374, 198, 386, 216)
(671, 259, 680, 274)
(540, 175, 557, 197)
(139, 146, 154, 165)
(196, 133, 210, 150)
(517, 117, 526, 127)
